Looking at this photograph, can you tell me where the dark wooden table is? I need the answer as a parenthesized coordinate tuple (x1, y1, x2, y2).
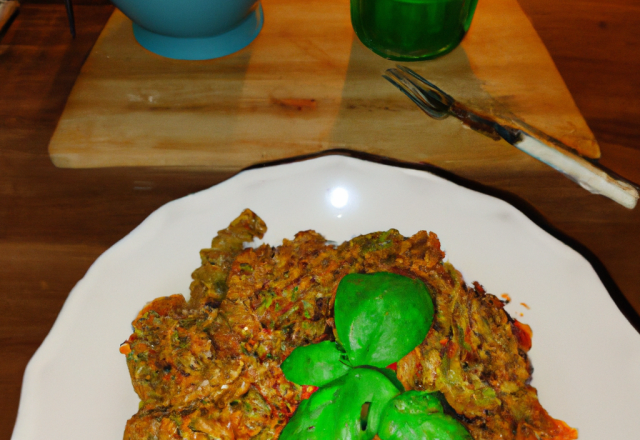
(1, 1, 639, 439)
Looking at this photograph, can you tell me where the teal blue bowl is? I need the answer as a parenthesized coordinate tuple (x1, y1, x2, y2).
(111, 0, 263, 60)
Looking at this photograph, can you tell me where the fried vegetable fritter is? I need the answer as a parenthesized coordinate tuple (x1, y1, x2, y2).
(122, 209, 577, 440)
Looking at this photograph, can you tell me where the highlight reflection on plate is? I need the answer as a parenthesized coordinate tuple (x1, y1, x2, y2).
(11, 155, 640, 440)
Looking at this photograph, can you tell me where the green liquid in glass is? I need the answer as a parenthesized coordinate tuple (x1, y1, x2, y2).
(351, 0, 478, 61)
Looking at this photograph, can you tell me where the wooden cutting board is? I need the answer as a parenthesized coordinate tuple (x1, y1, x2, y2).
(48, 0, 600, 170)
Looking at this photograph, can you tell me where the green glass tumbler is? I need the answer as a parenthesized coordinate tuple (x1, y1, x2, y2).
(351, 0, 478, 61)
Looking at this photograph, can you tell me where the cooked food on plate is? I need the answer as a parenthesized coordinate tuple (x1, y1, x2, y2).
(120, 209, 577, 440)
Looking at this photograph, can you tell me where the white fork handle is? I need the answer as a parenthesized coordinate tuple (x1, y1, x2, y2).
(514, 133, 638, 209)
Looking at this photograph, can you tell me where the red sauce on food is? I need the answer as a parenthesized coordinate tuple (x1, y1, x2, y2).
(512, 320, 533, 352)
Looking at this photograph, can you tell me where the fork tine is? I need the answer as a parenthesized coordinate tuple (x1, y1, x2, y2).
(387, 68, 451, 112)
(382, 73, 441, 119)
(383, 70, 431, 110)
(395, 65, 454, 107)
(383, 68, 450, 120)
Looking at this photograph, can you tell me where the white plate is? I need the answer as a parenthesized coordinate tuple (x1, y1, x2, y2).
(11, 155, 640, 440)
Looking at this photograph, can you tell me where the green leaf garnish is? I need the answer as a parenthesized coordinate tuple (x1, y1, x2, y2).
(378, 391, 473, 440)
(279, 368, 400, 440)
(361, 366, 405, 393)
(335, 272, 434, 368)
(281, 341, 351, 387)
(280, 272, 471, 440)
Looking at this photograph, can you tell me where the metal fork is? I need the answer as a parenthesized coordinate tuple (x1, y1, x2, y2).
(383, 65, 519, 143)
(383, 65, 453, 120)
(382, 65, 639, 209)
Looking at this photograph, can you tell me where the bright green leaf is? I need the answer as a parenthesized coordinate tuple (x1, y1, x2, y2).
(378, 391, 472, 440)
(364, 366, 405, 393)
(335, 272, 434, 368)
(279, 368, 400, 440)
(281, 341, 351, 387)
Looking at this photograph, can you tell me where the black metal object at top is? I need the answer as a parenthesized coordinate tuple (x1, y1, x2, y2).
(64, 0, 75, 38)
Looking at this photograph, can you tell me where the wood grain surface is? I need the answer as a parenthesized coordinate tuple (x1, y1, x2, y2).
(1, 1, 639, 440)
(48, 0, 601, 169)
